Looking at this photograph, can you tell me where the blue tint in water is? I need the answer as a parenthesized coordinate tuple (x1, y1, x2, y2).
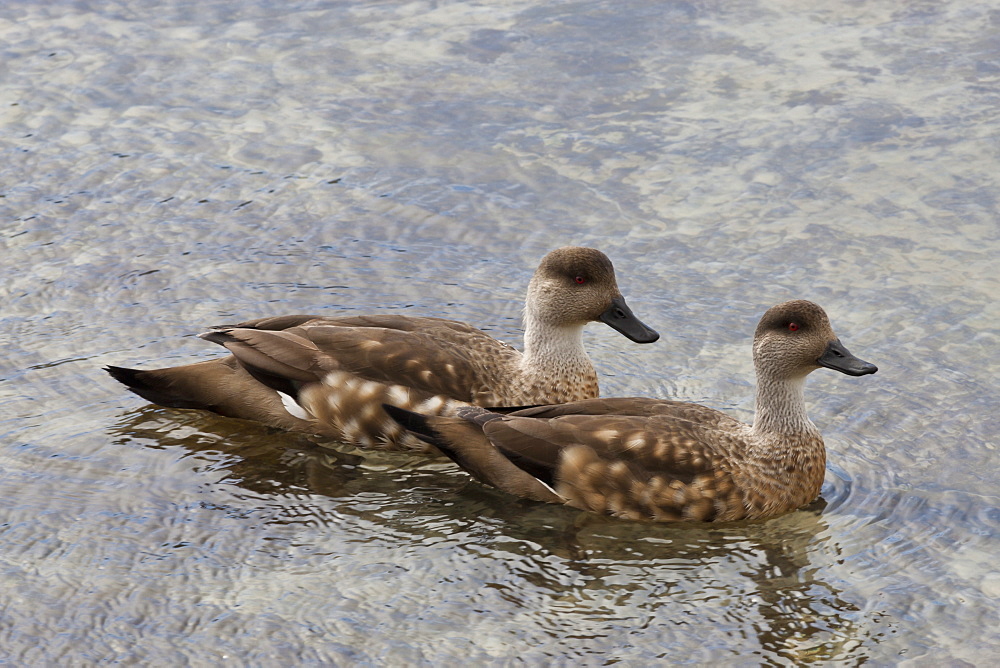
(1, 0, 998, 664)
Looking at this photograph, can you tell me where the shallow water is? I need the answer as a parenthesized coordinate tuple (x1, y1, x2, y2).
(1, 0, 998, 664)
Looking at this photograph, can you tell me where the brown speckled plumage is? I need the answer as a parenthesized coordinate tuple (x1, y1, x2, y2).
(105, 247, 658, 451)
(386, 300, 878, 521)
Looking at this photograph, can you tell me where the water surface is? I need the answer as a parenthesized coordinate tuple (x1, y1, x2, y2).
(1, 0, 998, 664)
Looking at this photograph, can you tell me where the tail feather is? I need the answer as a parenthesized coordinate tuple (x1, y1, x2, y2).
(382, 404, 452, 452)
(104, 365, 209, 410)
(383, 403, 565, 505)
(106, 359, 313, 431)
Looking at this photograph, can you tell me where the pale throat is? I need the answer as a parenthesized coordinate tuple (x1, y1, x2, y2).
(520, 317, 593, 380)
(750, 373, 819, 437)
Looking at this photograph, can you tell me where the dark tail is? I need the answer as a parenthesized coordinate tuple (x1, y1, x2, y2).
(382, 404, 450, 451)
(382, 404, 505, 463)
(104, 365, 207, 410)
(384, 404, 564, 505)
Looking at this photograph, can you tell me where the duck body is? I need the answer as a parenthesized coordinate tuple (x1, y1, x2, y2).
(106, 247, 659, 451)
(386, 300, 878, 520)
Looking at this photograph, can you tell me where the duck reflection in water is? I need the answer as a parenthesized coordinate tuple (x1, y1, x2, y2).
(108, 405, 871, 665)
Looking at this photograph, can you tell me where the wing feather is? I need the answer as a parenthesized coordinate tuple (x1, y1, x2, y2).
(482, 407, 743, 486)
(202, 316, 519, 402)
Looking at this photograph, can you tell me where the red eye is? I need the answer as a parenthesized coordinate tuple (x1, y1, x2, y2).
(788, 322, 799, 332)
(574, 276, 586, 284)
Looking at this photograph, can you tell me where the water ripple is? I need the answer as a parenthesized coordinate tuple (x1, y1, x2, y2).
(2, 0, 999, 663)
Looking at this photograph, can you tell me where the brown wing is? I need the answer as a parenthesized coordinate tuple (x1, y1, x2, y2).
(234, 313, 491, 335)
(205, 315, 520, 403)
(485, 409, 736, 479)
(232, 314, 327, 330)
(476, 404, 748, 521)
(505, 397, 736, 422)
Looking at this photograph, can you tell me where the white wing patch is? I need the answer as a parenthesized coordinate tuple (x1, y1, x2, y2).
(278, 391, 311, 420)
(538, 477, 564, 499)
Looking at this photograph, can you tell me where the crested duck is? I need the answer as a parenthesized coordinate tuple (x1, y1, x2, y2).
(385, 300, 878, 520)
(106, 247, 658, 450)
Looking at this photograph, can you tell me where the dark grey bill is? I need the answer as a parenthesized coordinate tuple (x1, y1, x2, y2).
(818, 339, 878, 376)
(598, 296, 659, 343)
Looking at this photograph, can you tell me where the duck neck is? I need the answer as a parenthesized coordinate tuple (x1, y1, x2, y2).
(520, 309, 595, 384)
(750, 371, 818, 438)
